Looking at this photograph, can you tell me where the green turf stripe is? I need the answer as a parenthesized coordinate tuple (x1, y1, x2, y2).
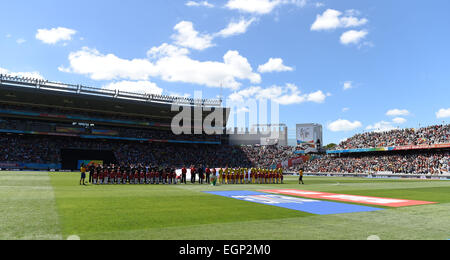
(76, 203, 450, 240)
(70, 204, 450, 240)
(0, 172, 62, 240)
(45, 173, 450, 240)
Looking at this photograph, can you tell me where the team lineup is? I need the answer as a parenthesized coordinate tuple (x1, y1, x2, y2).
(80, 164, 291, 186)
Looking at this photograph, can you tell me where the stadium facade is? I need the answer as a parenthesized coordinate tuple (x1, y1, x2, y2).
(0, 74, 231, 170)
(228, 124, 288, 147)
(0, 74, 448, 175)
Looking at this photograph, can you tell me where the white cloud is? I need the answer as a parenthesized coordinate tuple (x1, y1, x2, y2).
(229, 86, 261, 102)
(36, 27, 77, 45)
(340, 30, 368, 45)
(436, 108, 450, 119)
(236, 106, 250, 113)
(343, 81, 353, 90)
(60, 18, 265, 91)
(167, 92, 192, 99)
(315, 2, 324, 8)
(366, 121, 398, 133)
(340, 16, 368, 28)
(361, 41, 375, 48)
(147, 43, 190, 60)
(311, 9, 342, 31)
(168, 18, 258, 52)
(328, 119, 362, 132)
(0, 67, 45, 79)
(340, 138, 348, 143)
(311, 9, 368, 31)
(171, 21, 214, 51)
(306, 90, 327, 103)
(226, 0, 282, 14)
(225, 0, 306, 15)
(153, 49, 261, 90)
(216, 18, 257, 38)
(345, 9, 361, 16)
(392, 117, 407, 124)
(61, 45, 261, 90)
(228, 83, 327, 105)
(185, 1, 214, 7)
(365, 116, 407, 133)
(103, 81, 163, 95)
(59, 47, 157, 81)
(170, 18, 257, 50)
(258, 58, 294, 73)
(342, 107, 350, 112)
(386, 109, 410, 117)
(16, 38, 26, 45)
(6, 34, 12, 38)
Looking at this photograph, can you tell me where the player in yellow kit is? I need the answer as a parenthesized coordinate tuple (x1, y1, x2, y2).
(230, 169, 234, 184)
(299, 169, 304, 185)
(225, 168, 230, 184)
(80, 164, 87, 186)
(277, 168, 282, 184)
(218, 168, 223, 184)
(251, 168, 255, 184)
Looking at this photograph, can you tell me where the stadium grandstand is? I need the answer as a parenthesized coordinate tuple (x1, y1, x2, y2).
(0, 74, 448, 175)
(286, 125, 450, 175)
(0, 74, 237, 170)
(330, 125, 449, 151)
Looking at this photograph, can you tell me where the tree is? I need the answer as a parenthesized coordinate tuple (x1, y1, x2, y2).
(325, 143, 337, 150)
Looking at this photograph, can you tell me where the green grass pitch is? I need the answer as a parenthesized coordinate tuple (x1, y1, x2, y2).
(1, 171, 449, 240)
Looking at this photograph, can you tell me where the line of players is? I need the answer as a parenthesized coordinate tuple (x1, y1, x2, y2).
(214, 168, 284, 185)
(85, 164, 285, 185)
(88, 164, 178, 185)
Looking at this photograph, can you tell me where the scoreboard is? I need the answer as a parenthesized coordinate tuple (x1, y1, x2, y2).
(296, 124, 323, 153)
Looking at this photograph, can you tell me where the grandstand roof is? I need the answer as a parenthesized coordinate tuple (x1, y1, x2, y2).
(0, 74, 229, 126)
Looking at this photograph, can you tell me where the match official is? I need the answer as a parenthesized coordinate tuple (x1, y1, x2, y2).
(89, 164, 95, 184)
(181, 166, 187, 184)
(198, 165, 204, 184)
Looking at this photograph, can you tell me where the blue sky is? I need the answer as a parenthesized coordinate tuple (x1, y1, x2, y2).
(1, 0, 449, 145)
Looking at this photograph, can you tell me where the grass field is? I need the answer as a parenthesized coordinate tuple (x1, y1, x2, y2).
(1, 171, 450, 240)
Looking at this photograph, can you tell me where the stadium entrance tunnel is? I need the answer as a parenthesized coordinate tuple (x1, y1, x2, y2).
(61, 149, 117, 170)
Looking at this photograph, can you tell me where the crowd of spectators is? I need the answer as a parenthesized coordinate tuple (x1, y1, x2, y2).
(333, 124, 450, 150)
(0, 135, 251, 167)
(0, 135, 60, 164)
(0, 133, 295, 168)
(301, 152, 449, 175)
(240, 145, 294, 169)
(1, 124, 449, 175)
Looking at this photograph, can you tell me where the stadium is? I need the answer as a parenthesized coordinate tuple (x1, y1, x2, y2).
(2, 1, 450, 245)
(1, 74, 449, 241)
